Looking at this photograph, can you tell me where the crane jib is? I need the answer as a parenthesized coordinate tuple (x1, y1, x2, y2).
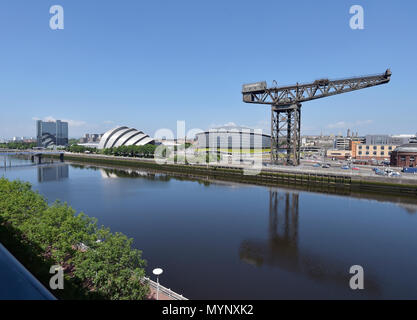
(241, 69, 392, 166)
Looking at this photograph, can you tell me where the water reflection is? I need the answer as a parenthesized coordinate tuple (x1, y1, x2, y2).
(2, 162, 417, 298)
(240, 190, 380, 295)
(1, 155, 34, 168)
(398, 204, 417, 214)
(240, 191, 300, 267)
(37, 165, 69, 183)
(92, 164, 417, 216)
(99, 168, 172, 182)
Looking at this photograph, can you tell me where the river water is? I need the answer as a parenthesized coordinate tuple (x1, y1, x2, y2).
(1, 157, 417, 299)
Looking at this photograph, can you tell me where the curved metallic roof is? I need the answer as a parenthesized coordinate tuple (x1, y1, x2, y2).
(125, 133, 148, 146)
(106, 128, 136, 148)
(115, 130, 144, 147)
(98, 126, 128, 149)
(98, 126, 154, 149)
(196, 128, 271, 138)
(394, 143, 417, 153)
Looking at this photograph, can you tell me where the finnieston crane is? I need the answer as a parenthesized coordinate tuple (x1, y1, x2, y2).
(242, 69, 392, 166)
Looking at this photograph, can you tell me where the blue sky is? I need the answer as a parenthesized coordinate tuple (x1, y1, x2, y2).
(0, 0, 416, 139)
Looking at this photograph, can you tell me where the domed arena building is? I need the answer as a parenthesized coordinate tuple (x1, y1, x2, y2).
(390, 143, 417, 168)
(195, 126, 270, 152)
(98, 126, 154, 150)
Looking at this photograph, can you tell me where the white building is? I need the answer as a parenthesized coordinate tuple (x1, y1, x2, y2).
(98, 126, 154, 150)
(195, 126, 270, 151)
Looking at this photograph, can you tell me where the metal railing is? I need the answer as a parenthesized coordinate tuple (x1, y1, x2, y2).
(143, 277, 188, 300)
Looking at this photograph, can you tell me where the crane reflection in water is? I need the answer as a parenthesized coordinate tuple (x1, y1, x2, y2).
(239, 190, 381, 296)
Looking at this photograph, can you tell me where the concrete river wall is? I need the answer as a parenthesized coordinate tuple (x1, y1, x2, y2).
(46, 153, 417, 197)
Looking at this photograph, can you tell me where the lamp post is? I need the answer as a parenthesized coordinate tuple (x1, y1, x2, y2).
(152, 268, 163, 300)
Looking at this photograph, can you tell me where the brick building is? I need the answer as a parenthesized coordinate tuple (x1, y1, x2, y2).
(390, 143, 417, 167)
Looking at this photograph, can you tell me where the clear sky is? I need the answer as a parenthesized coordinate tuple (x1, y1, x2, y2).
(0, 0, 416, 139)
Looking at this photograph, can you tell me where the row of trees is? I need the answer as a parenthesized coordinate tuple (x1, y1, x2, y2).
(0, 178, 149, 300)
(101, 145, 157, 158)
(66, 144, 99, 154)
(65, 144, 158, 158)
(0, 141, 37, 150)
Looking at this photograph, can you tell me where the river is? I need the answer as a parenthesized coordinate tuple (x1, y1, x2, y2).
(1, 157, 417, 299)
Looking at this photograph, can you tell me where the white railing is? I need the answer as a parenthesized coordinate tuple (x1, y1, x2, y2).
(143, 277, 188, 300)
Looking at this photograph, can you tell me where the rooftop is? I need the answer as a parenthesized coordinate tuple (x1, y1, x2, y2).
(394, 143, 417, 153)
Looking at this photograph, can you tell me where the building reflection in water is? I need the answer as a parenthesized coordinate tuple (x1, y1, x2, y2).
(37, 164, 69, 183)
(240, 190, 380, 295)
(99, 168, 172, 182)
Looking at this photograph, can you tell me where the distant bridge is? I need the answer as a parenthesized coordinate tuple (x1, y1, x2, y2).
(0, 149, 64, 166)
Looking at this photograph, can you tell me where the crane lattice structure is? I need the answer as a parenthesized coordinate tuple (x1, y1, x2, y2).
(242, 69, 392, 165)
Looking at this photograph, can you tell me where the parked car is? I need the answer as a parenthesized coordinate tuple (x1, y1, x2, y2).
(313, 163, 321, 168)
(341, 165, 350, 170)
(322, 164, 330, 169)
(375, 169, 385, 176)
(389, 172, 401, 177)
(352, 167, 360, 171)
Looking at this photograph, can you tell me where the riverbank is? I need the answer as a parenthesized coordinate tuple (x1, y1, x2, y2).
(0, 178, 149, 300)
(46, 153, 417, 198)
(3, 157, 417, 299)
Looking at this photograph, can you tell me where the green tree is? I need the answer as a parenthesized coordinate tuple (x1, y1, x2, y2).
(0, 178, 149, 300)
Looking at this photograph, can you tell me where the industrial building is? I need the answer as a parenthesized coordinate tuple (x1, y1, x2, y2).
(333, 137, 352, 151)
(97, 126, 154, 150)
(390, 143, 417, 168)
(327, 136, 365, 159)
(195, 126, 270, 152)
(36, 120, 68, 148)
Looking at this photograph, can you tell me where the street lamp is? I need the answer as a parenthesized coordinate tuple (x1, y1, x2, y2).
(152, 268, 163, 300)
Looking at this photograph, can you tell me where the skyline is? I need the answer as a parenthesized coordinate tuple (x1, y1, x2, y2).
(1, 0, 416, 138)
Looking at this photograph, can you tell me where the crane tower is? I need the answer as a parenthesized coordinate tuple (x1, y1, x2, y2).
(242, 69, 392, 165)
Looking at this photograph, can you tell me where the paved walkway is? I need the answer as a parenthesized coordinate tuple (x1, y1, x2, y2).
(147, 286, 176, 300)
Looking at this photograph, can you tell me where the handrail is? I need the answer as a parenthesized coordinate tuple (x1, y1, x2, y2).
(143, 277, 188, 300)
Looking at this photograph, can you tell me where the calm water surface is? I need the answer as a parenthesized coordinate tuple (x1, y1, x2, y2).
(2, 158, 417, 299)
